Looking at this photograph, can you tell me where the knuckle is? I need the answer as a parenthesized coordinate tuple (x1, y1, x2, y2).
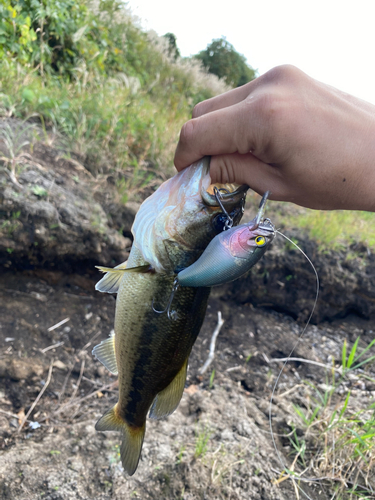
(179, 119, 197, 145)
(192, 102, 204, 118)
(262, 64, 303, 84)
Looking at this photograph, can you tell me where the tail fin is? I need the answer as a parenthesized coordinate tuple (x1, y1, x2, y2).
(95, 404, 146, 476)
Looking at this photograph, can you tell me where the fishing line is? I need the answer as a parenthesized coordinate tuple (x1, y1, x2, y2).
(268, 230, 320, 500)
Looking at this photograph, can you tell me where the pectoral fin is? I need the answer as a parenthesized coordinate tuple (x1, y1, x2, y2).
(95, 404, 145, 476)
(149, 359, 188, 420)
(92, 332, 118, 375)
(95, 262, 151, 293)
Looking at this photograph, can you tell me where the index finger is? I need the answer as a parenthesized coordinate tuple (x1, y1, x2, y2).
(192, 79, 255, 118)
(174, 98, 263, 170)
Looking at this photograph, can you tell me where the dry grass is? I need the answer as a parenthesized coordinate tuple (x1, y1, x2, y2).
(278, 338, 375, 499)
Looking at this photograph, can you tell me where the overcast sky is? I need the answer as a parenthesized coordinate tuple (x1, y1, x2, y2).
(129, 0, 375, 105)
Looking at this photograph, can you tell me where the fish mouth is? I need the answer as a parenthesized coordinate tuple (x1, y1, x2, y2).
(200, 157, 249, 210)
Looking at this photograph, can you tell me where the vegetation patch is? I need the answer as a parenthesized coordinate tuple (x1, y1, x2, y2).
(288, 209, 375, 252)
(279, 337, 375, 499)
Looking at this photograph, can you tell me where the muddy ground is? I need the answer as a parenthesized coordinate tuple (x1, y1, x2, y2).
(1, 268, 374, 500)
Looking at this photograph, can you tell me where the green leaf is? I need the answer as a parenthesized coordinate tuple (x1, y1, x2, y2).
(22, 87, 35, 103)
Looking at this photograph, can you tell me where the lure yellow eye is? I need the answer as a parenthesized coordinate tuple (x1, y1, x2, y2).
(255, 235, 266, 247)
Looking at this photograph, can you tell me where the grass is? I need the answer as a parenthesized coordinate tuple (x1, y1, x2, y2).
(281, 337, 375, 499)
(0, 119, 39, 189)
(245, 193, 375, 253)
(0, 57, 228, 204)
(194, 424, 211, 458)
(288, 209, 375, 252)
(0, 62, 188, 175)
(0, 4, 228, 200)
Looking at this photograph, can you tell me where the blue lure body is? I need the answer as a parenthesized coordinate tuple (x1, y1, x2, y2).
(177, 192, 275, 288)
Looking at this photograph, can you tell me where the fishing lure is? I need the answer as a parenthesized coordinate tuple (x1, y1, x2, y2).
(153, 190, 275, 318)
(177, 190, 275, 287)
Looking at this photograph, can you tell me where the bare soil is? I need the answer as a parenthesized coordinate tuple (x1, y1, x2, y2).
(1, 269, 374, 500)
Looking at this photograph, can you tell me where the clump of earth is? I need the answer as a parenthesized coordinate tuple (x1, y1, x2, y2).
(1, 119, 374, 499)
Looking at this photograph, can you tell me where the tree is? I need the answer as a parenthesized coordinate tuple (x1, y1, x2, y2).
(195, 37, 257, 87)
(163, 32, 180, 60)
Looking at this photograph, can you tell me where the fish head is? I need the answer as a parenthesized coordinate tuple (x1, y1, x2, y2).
(131, 157, 249, 273)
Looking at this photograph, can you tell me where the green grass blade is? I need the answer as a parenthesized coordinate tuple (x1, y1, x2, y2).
(342, 339, 347, 370)
(352, 355, 375, 371)
(347, 337, 360, 369)
(353, 338, 375, 362)
(339, 391, 351, 418)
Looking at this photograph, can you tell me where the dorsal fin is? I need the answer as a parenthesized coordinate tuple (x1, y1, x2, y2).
(149, 358, 188, 419)
(92, 332, 118, 375)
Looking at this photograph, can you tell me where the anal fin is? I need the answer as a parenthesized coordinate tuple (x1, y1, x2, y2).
(149, 359, 188, 420)
(92, 332, 118, 375)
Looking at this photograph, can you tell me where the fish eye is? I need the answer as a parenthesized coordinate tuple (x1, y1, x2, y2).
(255, 235, 267, 247)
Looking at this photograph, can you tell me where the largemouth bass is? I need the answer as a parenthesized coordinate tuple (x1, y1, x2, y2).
(93, 157, 248, 475)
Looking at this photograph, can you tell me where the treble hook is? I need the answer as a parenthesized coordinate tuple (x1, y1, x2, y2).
(254, 191, 270, 226)
(152, 278, 180, 320)
(214, 187, 233, 230)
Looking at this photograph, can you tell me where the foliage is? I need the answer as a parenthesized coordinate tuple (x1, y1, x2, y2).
(195, 37, 257, 87)
(0, 0, 198, 86)
(283, 337, 375, 499)
(0, 1, 229, 183)
(0, 0, 168, 81)
(0, 0, 89, 76)
(288, 209, 375, 251)
(163, 32, 180, 60)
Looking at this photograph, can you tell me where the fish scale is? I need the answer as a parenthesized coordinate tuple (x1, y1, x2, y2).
(114, 269, 210, 427)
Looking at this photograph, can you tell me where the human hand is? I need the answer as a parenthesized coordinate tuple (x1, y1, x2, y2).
(174, 65, 375, 211)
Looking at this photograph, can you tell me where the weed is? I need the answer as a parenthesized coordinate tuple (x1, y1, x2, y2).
(289, 209, 375, 251)
(209, 369, 215, 389)
(0, 120, 37, 189)
(109, 443, 120, 464)
(0, 7, 228, 189)
(32, 185, 48, 198)
(283, 337, 375, 499)
(175, 444, 186, 465)
(283, 237, 300, 252)
(245, 353, 252, 363)
(1, 219, 21, 236)
(194, 424, 211, 459)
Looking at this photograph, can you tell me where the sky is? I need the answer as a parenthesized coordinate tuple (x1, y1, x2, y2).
(128, 0, 375, 105)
